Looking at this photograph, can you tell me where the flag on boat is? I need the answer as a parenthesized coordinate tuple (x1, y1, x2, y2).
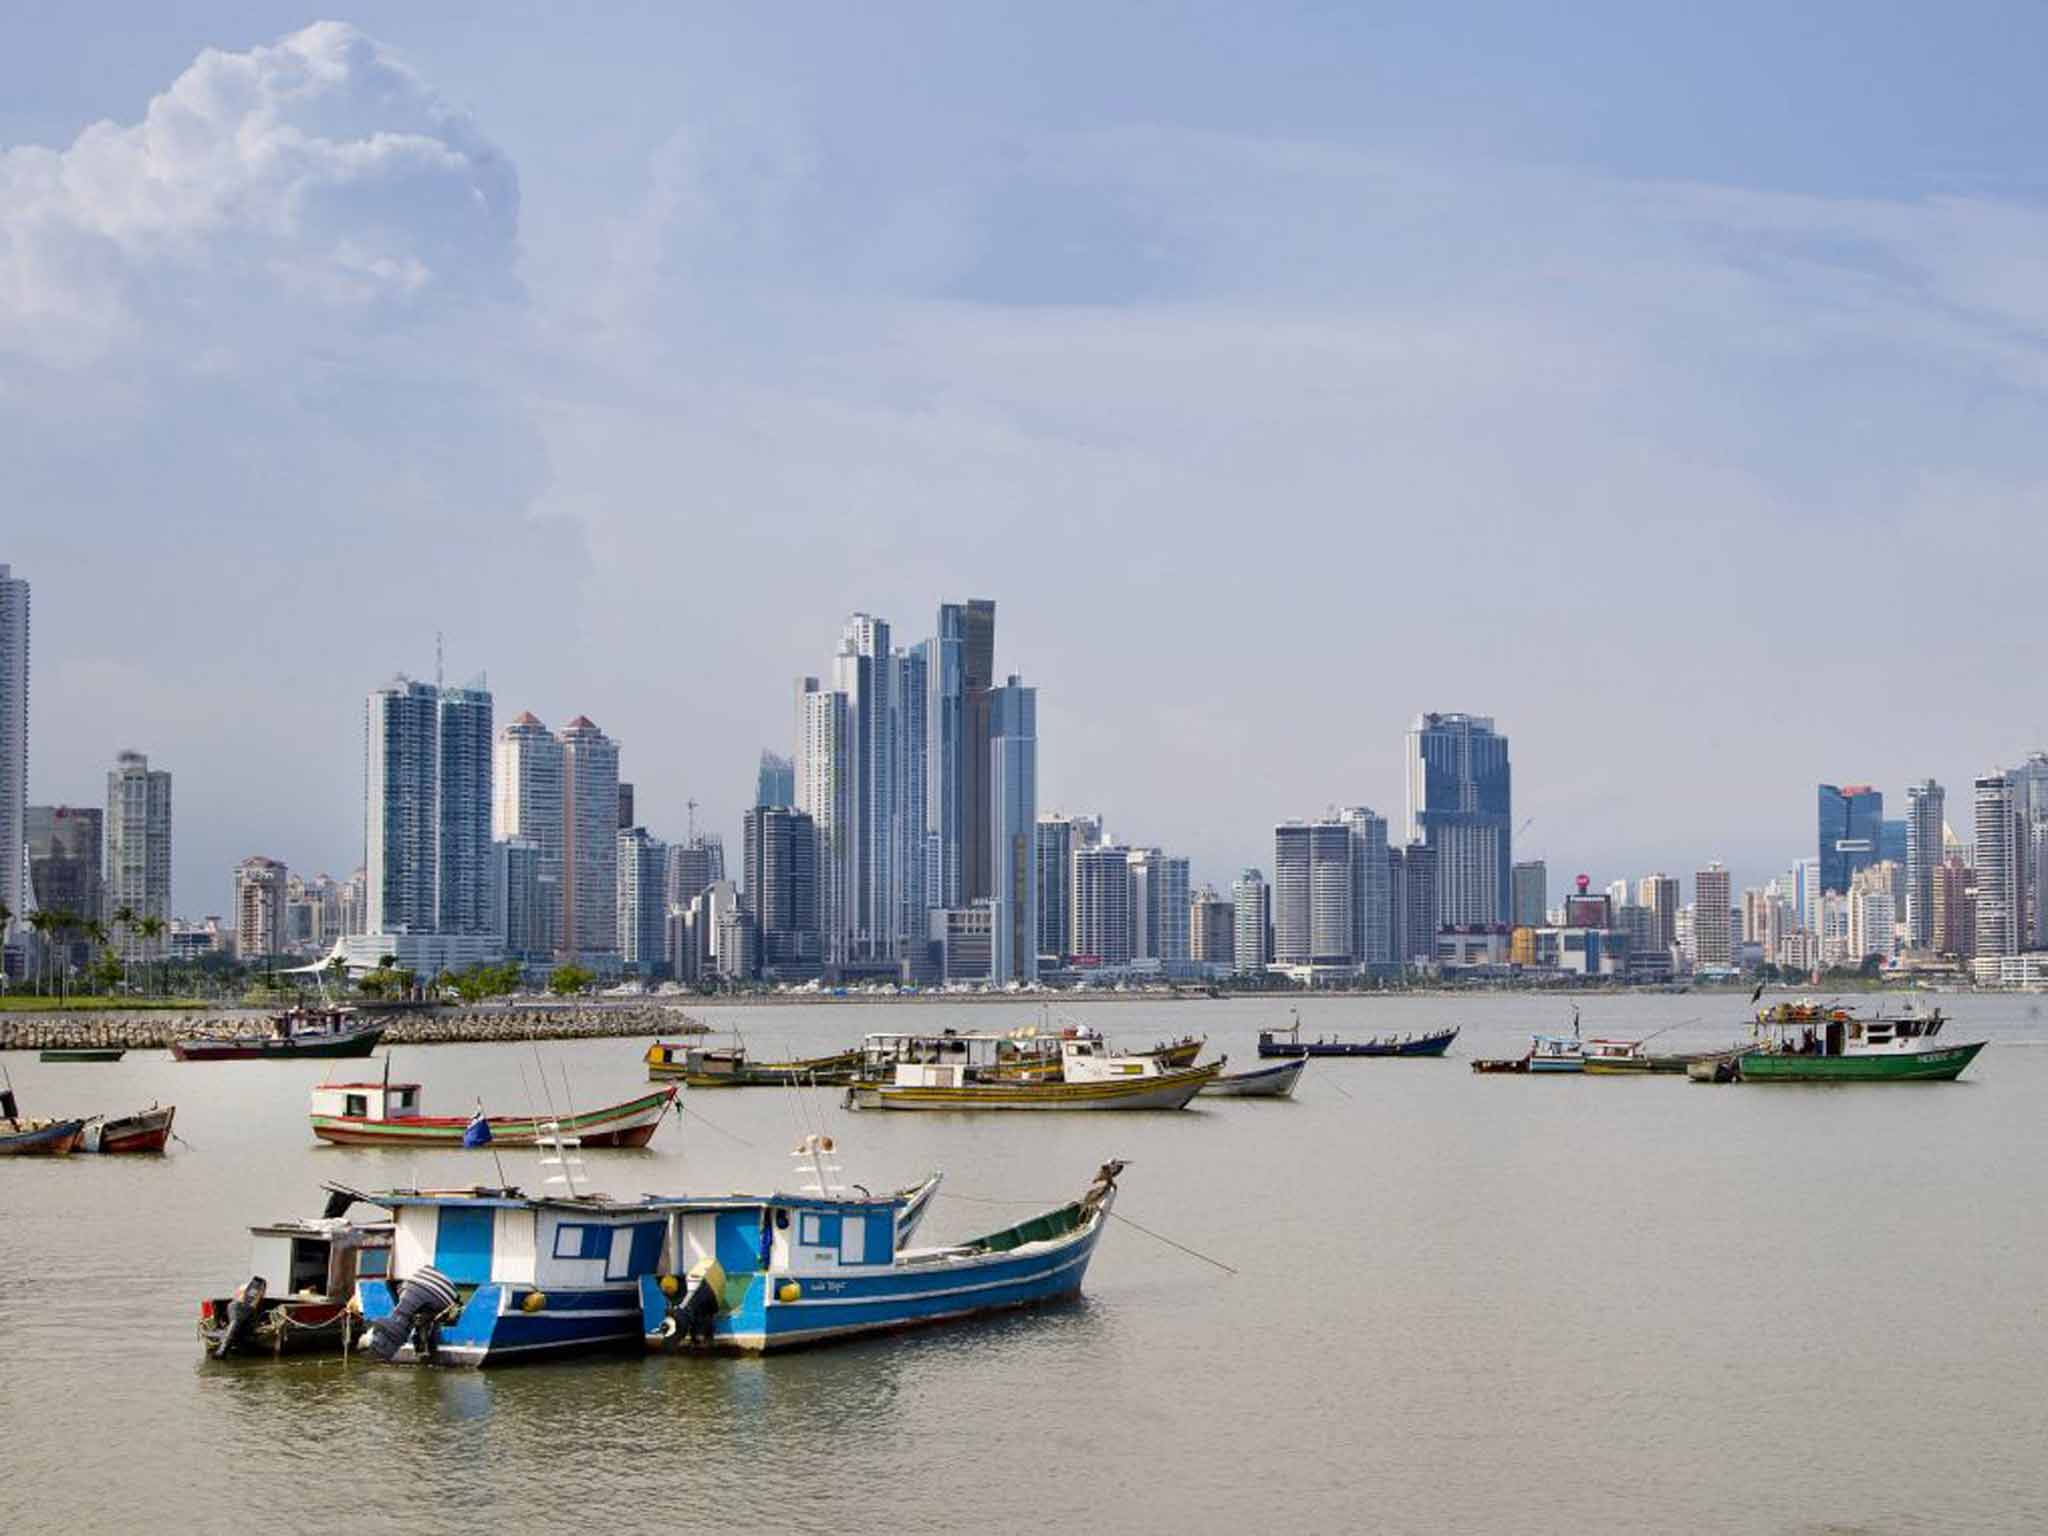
(463, 1108, 493, 1148)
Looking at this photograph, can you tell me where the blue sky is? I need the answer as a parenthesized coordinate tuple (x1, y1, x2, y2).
(4, 5, 2045, 913)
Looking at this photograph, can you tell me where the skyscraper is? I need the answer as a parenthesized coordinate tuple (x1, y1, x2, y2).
(1191, 887, 1235, 968)
(1904, 779, 1944, 950)
(925, 608, 965, 911)
(1232, 869, 1270, 977)
(957, 599, 997, 903)
(894, 641, 929, 950)
(1406, 713, 1512, 927)
(617, 782, 636, 832)
(1034, 815, 1076, 962)
(616, 825, 669, 977)
(835, 614, 899, 963)
(234, 856, 289, 960)
(1511, 860, 1548, 929)
(27, 805, 100, 969)
(2011, 752, 2048, 949)
(1273, 820, 1356, 970)
(1390, 842, 1438, 969)
(1637, 874, 1681, 949)
(987, 676, 1038, 984)
(436, 682, 495, 937)
(1818, 784, 1883, 895)
(365, 679, 439, 935)
(1072, 845, 1133, 967)
(796, 676, 852, 965)
(756, 751, 796, 809)
(493, 836, 547, 960)
(666, 835, 725, 913)
(1973, 771, 2022, 972)
(743, 805, 821, 979)
(559, 716, 621, 958)
(106, 750, 172, 960)
(492, 712, 564, 955)
(0, 565, 25, 949)
(1341, 807, 1392, 968)
(1694, 863, 1732, 968)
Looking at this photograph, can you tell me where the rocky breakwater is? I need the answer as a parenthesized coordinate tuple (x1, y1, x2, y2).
(0, 1004, 711, 1052)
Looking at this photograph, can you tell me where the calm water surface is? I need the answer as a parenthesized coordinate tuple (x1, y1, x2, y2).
(6, 994, 2048, 1534)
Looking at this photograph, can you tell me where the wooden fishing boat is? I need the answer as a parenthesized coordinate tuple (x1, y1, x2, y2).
(0, 1085, 87, 1155)
(81, 1103, 177, 1153)
(1471, 1056, 1530, 1074)
(849, 1031, 1220, 1110)
(1726, 1005, 1985, 1083)
(645, 1041, 862, 1087)
(39, 1047, 127, 1063)
(1528, 1033, 1585, 1073)
(1141, 1035, 1205, 1068)
(310, 1080, 677, 1148)
(1198, 1058, 1306, 1099)
(200, 1186, 394, 1358)
(171, 1007, 385, 1062)
(1257, 1021, 1459, 1058)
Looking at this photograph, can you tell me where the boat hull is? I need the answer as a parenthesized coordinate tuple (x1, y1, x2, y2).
(311, 1087, 674, 1148)
(643, 1199, 1111, 1353)
(357, 1279, 644, 1366)
(1258, 1028, 1458, 1059)
(172, 1024, 386, 1061)
(83, 1105, 176, 1153)
(1528, 1059, 1584, 1073)
(646, 1048, 861, 1087)
(850, 1062, 1218, 1110)
(40, 1048, 127, 1062)
(0, 1118, 86, 1155)
(199, 1298, 356, 1357)
(1199, 1059, 1306, 1098)
(1734, 1041, 1986, 1082)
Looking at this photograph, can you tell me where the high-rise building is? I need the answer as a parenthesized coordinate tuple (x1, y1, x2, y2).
(796, 676, 851, 964)
(493, 712, 564, 954)
(0, 565, 25, 950)
(756, 751, 796, 809)
(1511, 860, 1548, 929)
(1848, 882, 1896, 963)
(106, 750, 172, 960)
(666, 835, 725, 913)
(894, 641, 929, 950)
(1934, 854, 1972, 959)
(559, 716, 621, 958)
(1904, 779, 1944, 950)
(1818, 784, 1884, 895)
(1694, 863, 1732, 968)
(1232, 869, 1270, 976)
(831, 615, 904, 964)
(234, 856, 289, 960)
(1341, 807, 1392, 968)
(2011, 752, 2048, 949)
(1191, 887, 1235, 968)
(1637, 874, 1681, 949)
(492, 836, 547, 960)
(956, 599, 997, 903)
(367, 677, 495, 941)
(1390, 842, 1438, 969)
(743, 806, 822, 979)
(1273, 820, 1356, 970)
(1034, 815, 1076, 962)
(987, 676, 1038, 984)
(436, 682, 495, 937)
(616, 826, 669, 977)
(1973, 771, 2022, 972)
(27, 805, 101, 969)
(617, 782, 636, 832)
(925, 608, 965, 912)
(1072, 845, 1133, 967)
(1406, 713, 1512, 927)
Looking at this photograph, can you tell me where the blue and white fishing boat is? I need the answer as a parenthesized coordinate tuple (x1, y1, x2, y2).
(1528, 1034, 1585, 1073)
(640, 1151, 1124, 1354)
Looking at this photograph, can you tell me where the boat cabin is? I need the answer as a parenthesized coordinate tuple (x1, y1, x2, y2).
(1581, 1038, 1643, 1065)
(1756, 1006, 1948, 1058)
(1058, 1037, 1166, 1083)
(246, 1216, 391, 1299)
(271, 1007, 362, 1041)
(310, 1082, 423, 1122)
(379, 1191, 670, 1296)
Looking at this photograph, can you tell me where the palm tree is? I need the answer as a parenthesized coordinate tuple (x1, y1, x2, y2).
(136, 914, 167, 997)
(27, 909, 62, 995)
(112, 905, 137, 991)
(0, 899, 11, 993)
(81, 920, 110, 995)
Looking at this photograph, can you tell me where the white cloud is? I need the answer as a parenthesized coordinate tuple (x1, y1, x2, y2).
(0, 20, 517, 365)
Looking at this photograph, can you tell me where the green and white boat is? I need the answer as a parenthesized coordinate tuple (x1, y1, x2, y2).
(1730, 1002, 1985, 1083)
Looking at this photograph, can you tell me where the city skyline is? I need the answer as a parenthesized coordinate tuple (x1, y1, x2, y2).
(7, 12, 2048, 921)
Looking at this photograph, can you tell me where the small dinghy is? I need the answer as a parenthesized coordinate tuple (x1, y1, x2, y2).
(82, 1103, 177, 1153)
(1198, 1059, 1307, 1099)
(40, 1047, 127, 1063)
(0, 1084, 86, 1156)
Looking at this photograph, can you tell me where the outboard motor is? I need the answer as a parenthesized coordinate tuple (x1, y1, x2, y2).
(364, 1265, 459, 1363)
(1, 1088, 17, 1121)
(675, 1276, 719, 1346)
(213, 1276, 268, 1358)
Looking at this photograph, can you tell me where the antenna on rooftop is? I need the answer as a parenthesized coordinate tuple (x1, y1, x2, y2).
(435, 631, 445, 689)
(688, 798, 698, 841)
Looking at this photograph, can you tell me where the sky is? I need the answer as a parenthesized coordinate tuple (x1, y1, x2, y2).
(4, 3, 2046, 916)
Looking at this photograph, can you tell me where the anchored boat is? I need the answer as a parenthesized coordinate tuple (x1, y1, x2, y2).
(645, 1041, 862, 1087)
(1257, 1016, 1459, 1058)
(0, 1084, 87, 1155)
(40, 1047, 127, 1063)
(848, 1031, 1219, 1110)
(200, 1186, 394, 1357)
(81, 1103, 177, 1153)
(1199, 1058, 1307, 1098)
(1716, 1003, 1985, 1083)
(310, 1080, 676, 1148)
(171, 1006, 385, 1062)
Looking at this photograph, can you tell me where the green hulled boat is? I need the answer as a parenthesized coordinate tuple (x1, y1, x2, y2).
(40, 1047, 128, 1063)
(1725, 1003, 1985, 1083)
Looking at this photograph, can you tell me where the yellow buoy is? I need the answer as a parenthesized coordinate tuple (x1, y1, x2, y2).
(658, 1274, 680, 1297)
(777, 1281, 802, 1303)
(521, 1291, 547, 1313)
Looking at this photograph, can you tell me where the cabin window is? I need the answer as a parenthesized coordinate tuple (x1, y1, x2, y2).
(553, 1223, 612, 1260)
(345, 1094, 368, 1118)
(288, 1239, 331, 1294)
(799, 1212, 842, 1248)
(396, 1088, 416, 1107)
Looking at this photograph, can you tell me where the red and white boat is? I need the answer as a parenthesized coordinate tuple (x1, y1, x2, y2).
(82, 1104, 178, 1153)
(309, 1079, 676, 1148)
